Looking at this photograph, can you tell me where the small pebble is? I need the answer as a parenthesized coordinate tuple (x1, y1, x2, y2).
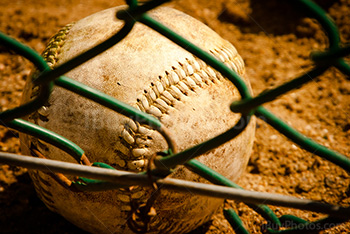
(269, 135, 278, 140)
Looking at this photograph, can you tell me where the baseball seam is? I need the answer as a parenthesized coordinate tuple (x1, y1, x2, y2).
(28, 24, 73, 211)
(121, 46, 245, 171)
(117, 45, 246, 230)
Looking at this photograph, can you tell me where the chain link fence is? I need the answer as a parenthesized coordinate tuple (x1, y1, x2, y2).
(1, 0, 350, 233)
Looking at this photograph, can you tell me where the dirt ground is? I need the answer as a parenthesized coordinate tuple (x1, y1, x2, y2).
(0, 0, 349, 233)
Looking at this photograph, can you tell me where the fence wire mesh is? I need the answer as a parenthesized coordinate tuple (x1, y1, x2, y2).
(0, 0, 350, 233)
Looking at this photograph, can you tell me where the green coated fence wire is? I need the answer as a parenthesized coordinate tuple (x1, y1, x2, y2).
(138, 13, 252, 99)
(55, 76, 161, 128)
(230, 66, 328, 114)
(1, 0, 350, 233)
(256, 107, 350, 173)
(0, 32, 52, 122)
(224, 208, 250, 234)
(186, 159, 281, 228)
(6, 119, 85, 163)
(311, 45, 350, 65)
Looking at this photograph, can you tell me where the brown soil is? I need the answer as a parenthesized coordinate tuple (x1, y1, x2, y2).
(0, 0, 349, 233)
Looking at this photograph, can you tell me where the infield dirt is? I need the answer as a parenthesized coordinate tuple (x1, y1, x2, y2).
(0, 0, 349, 233)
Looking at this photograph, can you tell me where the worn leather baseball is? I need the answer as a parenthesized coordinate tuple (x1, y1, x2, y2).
(20, 5, 255, 234)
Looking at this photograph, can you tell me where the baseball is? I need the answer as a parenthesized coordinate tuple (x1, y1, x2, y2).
(20, 5, 255, 234)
